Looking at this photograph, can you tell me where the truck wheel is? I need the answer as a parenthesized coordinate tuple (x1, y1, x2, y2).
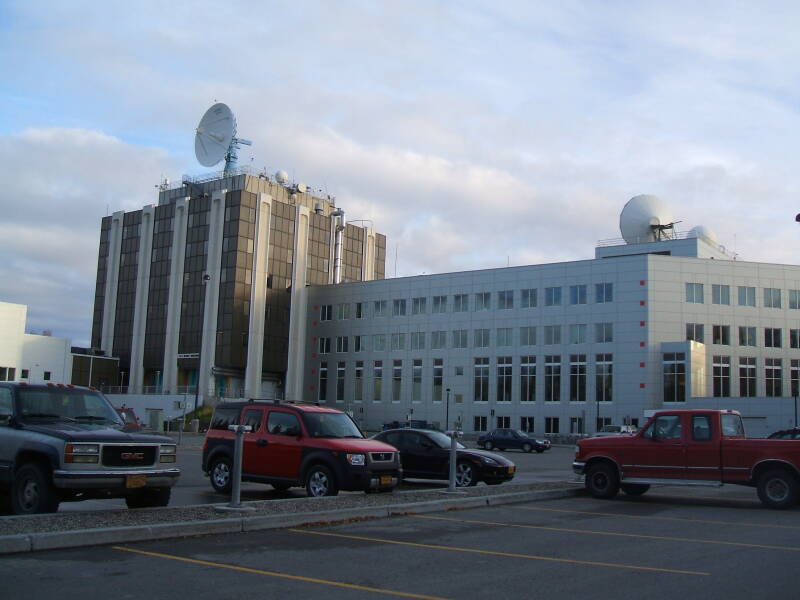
(210, 456, 233, 494)
(585, 463, 620, 499)
(126, 487, 171, 509)
(306, 465, 338, 497)
(522, 443, 532, 453)
(12, 463, 60, 514)
(621, 483, 650, 497)
(757, 469, 798, 509)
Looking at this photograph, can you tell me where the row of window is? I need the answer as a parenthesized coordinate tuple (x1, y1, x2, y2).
(686, 283, 800, 309)
(686, 324, 800, 349)
(316, 324, 615, 354)
(319, 283, 615, 321)
(711, 356, 800, 398)
(472, 415, 622, 434)
(0, 367, 39, 381)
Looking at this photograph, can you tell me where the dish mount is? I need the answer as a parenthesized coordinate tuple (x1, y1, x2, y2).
(194, 103, 252, 175)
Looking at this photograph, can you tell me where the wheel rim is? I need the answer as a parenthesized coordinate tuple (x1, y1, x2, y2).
(455, 463, 473, 487)
(19, 477, 39, 512)
(591, 472, 608, 491)
(212, 462, 230, 488)
(766, 478, 789, 502)
(309, 471, 329, 496)
(523, 444, 531, 452)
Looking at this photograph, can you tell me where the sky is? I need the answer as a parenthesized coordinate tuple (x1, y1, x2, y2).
(1, 1, 799, 346)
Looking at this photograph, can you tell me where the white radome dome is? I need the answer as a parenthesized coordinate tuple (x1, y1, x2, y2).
(689, 225, 717, 244)
(619, 194, 673, 244)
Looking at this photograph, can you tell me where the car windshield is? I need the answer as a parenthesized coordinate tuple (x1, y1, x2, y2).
(17, 388, 123, 427)
(513, 429, 528, 437)
(304, 412, 364, 439)
(425, 430, 466, 449)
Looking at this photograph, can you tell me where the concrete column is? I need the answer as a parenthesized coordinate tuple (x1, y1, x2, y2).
(362, 225, 376, 281)
(162, 197, 189, 395)
(198, 190, 226, 405)
(285, 205, 310, 401)
(244, 193, 273, 399)
(100, 211, 124, 355)
(128, 205, 155, 393)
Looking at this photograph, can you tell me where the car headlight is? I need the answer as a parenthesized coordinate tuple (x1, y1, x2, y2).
(346, 453, 366, 466)
(574, 444, 581, 457)
(160, 444, 177, 463)
(480, 456, 500, 466)
(65, 443, 100, 464)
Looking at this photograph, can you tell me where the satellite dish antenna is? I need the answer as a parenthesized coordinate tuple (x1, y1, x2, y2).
(619, 194, 676, 244)
(194, 103, 252, 175)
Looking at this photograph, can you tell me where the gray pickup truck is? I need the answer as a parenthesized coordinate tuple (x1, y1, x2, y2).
(0, 382, 180, 514)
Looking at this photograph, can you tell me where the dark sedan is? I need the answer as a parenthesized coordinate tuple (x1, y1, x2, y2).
(477, 428, 551, 453)
(372, 429, 515, 487)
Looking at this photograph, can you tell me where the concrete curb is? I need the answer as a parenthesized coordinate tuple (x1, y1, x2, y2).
(0, 487, 581, 555)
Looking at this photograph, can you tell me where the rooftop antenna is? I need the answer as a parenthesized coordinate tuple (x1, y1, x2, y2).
(194, 103, 252, 176)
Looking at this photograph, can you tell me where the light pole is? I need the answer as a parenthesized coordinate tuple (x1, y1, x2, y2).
(445, 388, 451, 431)
(193, 273, 211, 414)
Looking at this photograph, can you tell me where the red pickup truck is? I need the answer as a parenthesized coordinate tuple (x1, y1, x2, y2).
(573, 409, 800, 509)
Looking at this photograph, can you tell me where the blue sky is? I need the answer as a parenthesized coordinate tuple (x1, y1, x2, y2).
(1, 1, 799, 345)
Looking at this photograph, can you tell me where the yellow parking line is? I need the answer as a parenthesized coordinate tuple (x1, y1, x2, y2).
(112, 546, 448, 600)
(411, 514, 800, 552)
(289, 528, 708, 576)
(516, 505, 800, 531)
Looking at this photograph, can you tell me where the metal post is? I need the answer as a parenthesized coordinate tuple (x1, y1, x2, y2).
(194, 273, 211, 414)
(229, 424, 251, 508)
(445, 388, 451, 431)
(795, 394, 798, 428)
(447, 428, 458, 492)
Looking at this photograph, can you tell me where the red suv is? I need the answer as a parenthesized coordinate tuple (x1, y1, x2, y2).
(202, 401, 401, 497)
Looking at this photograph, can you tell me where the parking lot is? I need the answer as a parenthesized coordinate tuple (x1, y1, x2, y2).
(4, 490, 798, 599)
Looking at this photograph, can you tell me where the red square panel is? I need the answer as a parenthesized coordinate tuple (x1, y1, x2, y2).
(639, 362, 646, 368)
(639, 341, 646, 347)
(640, 280, 646, 286)
(640, 321, 646, 327)
(640, 300, 646, 306)
(640, 383, 646, 388)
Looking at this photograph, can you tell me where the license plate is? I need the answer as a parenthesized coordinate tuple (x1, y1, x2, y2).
(380, 475, 393, 485)
(508, 466, 516, 474)
(126, 474, 147, 489)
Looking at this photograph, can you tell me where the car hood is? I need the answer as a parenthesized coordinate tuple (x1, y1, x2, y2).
(318, 437, 398, 453)
(458, 448, 515, 466)
(19, 422, 173, 444)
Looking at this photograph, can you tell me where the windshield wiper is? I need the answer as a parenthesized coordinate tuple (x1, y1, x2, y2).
(74, 415, 110, 423)
(24, 413, 77, 422)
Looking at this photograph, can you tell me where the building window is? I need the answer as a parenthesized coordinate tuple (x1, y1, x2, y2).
(453, 294, 468, 312)
(432, 359, 443, 403)
(596, 416, 612, 431)
(544, 355, 561, 402)
(374, 300, 387, 317)
(521, 288, 537, 308)
(354, 335, 365, 352)
(410, 332, 425, 350)
(354, 361, 364, 402)
(738, 286, 756, 307)
(545, 417, 560, 434)
(431, 331, 446, 349)
(412, 297, 426, 315)
(569, 324, 587, 344)
(43, 371, 51, 381)
(432, 295, 447, 313)
(663, 352, 686, 403)
(373, 360, 383, 402)
(791, 329, 800, 349)
(498, 290, 514, 309)
(355, 302, 365, 319)
(569, 284, 587, 305)
(473, 416, 488, 432)
(596, 353, 612, 402)
(393, 299, 407, 316)
(544, 325, 561, 345)
(373, 334, 386, 352)
(392, 360, 402, 402)
(497, 328, 512, 347)
(686, 323, 704, 343)
(320, 305, 333, 321)
(497, 357, 512, 402)
(569, 354, 587, 402)
(544, 286, 562, 306)
(473, 328, 490, 348)
(712, 284, 730, 305)
(765, 328, 782, 348)
(475, 292, 491, 311)
(336, 362, 346, 402)
(474, 357, 489, 402)
(791, 359, 800, 397)
(20, 369, 29, 379)
(764, 288, 782, 309)
(520, 416, 535, 433)
(738, 326, 756, 347)
(520, 326, 536, 346)
(412, 359, 422, 402)
(318, 337, 331, 354)
(790, 290, 800, 310)
(520, 355, 536, 402)
(391, 333, 406, 351)
(595, 283, 613, 303)
(496, 415, 511, 429)
(318, 362, 328, 402)
(336, 303, 350, 320)
(766, 358, 782, 397)
(739, 357, 756, 397)
(712, 325, 730, 345)
(336, 336, 349, 353)
(713, 355, 730, 397)
(686, 282, 704, 303)
(570, 417, 585, 434)
(595, 322, 613, 343)
(452, 329, 468, 348)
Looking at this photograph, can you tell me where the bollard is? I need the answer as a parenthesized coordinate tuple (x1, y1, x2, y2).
(214, 424, 255, 513)
(447, 431, 458, 492)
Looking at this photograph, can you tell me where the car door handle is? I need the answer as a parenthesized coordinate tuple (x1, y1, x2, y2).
(256, 439, 268, 447)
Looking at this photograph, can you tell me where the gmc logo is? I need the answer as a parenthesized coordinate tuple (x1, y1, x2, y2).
(120, 452, 144, 460)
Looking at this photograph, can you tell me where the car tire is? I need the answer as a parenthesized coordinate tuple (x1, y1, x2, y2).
(585, 462, 620, 499)
(535, 448, 545, 454)
(306, 464, 339, 497)
(620, 483, 650, 497)
(484, 441, 494, 451)
(209, 455, 233, 494)
(126, 487, 171, 509)
(757, 469, 798, 509)
(455, 461, 478, 487)
(522, 443, 532, 453)
(485, 480, 502, 486)
(11, 463, 59, 515)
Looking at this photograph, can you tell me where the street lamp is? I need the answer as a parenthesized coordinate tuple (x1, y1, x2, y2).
(445, 388, 451, 431)
(193, 273, 211, 414)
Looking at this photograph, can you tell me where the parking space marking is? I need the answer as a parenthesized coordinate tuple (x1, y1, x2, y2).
(517, 505, 800, 531)
(411, 514, 800, 552)
(289, 528, 708, 575)
(112, 546, 448, 600)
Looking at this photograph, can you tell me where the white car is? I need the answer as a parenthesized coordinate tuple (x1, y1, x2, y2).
(593, 425, 638, 437)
